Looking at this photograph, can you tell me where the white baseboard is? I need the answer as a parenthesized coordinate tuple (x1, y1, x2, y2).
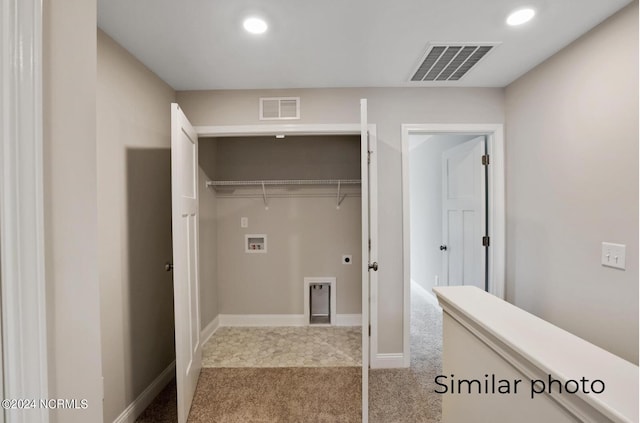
(336, 314, 362, 326)
(201, 315, 220, 344)
(113, 360, 176, 423)
(219, 314, 306, 326)
(217, 314, 362, 327)
(370, 353, 406, 369)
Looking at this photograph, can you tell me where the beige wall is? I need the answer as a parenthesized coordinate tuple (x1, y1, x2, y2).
(198, 140, 219, 325)
(97, 30, 177, 422)
(177, 88, 505, 353)
(505, 2, 638, 363)
(43, 0, 103, 421)
(208, 135, 361, 180)
(215, 195, 362, 315)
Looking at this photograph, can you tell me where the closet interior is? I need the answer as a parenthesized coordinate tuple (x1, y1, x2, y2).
(198, 134, 363, 368)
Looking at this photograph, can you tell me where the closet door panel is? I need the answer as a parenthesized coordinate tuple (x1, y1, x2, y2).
(171, 103, 202, 423)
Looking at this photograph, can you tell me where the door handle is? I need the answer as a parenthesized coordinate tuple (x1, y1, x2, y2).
(165, 262, 173, 272)
(440, 245, 447, 251)
(368, 262, 378, 271)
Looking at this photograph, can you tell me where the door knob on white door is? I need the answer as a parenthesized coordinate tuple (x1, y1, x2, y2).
(440, 245, 447, 251)
(368, 262, 378, 271)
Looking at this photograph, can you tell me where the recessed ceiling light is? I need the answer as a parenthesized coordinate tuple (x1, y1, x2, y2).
(506, 8, 535, 26)
(243, 17, 268, 34)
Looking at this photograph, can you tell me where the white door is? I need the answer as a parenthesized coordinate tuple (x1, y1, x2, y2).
(441, 136, 486, 289)
(171, 103, 202, 423)
(361, 99, 376, 423)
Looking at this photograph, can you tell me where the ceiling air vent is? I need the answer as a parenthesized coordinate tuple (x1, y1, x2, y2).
(410, 43, 498, 82)
(259, 97, 300, 120)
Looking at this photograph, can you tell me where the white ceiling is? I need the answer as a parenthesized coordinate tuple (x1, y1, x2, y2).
(97, 0, 632, 91)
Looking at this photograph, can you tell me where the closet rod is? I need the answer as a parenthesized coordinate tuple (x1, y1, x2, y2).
(206, 179, 361, 188)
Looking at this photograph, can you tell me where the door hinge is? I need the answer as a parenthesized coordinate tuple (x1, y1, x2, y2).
(367, 150, 372, 164)
(482, 236, 490, 247)
(368, 325, 371, 337)
(368, 239, 371, 251)
(481, 154, 490, 166)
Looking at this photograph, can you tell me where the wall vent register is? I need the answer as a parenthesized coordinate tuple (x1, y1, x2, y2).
(259, 97, 300, 120)
(410, 43, 498, 82)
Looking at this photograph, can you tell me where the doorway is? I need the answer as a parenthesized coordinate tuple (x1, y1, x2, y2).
(400, 123, 505, 366)
(408, 133, 485, 297)
(171, 102, 377, 423)
(198, 134, 362, 368)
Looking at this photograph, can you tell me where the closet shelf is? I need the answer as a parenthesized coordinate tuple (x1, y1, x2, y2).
(206, 179, 361, 188)
(205, 179, 361, 209)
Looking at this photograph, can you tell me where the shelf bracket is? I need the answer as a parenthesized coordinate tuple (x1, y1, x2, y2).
(261, 181, 269, 210)
(336, 180, 348, 209)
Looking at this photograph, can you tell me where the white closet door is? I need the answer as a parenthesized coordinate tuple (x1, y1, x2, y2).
(171, 103, 202, 423)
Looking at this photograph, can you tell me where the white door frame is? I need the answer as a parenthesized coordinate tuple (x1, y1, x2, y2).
(400, 123, 505, 367)
(0, 0, 50, 422)
(194, 121, 378, 422)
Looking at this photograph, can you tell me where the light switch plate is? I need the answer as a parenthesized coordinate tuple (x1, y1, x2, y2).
(601, 242, 626, 270)
(241, 217, 248, 228)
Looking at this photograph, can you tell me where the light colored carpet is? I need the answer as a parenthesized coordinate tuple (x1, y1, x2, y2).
(135, 367, 361, 422)
(136, 286, 442, 422)
(135, 379, 177, 423)
(369, 285, 443, 423)
(203, 326, 361, 368)
(188, 367, 361, 422)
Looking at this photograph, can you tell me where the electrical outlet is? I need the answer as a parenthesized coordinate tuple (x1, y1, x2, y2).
(434, 275, 439, 286)
(601, 242, 626, 270)
(241, 217, 248, 228)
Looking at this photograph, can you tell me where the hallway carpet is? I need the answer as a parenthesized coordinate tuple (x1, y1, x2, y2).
(187, 367, 361, 422)
(369, 284, 443, 423)
(135, 379, 177, 423)
(136, 285, 442, 422)
(136, 367, 361, 423)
